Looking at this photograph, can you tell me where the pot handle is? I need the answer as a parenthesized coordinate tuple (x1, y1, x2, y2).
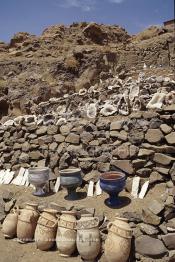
(107, 222, 113, 230)
(12, 205, 20, 215)
(94, 217, 99, 225)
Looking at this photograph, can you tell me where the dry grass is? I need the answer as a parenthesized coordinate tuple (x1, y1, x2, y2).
(64, 56, 79, 72)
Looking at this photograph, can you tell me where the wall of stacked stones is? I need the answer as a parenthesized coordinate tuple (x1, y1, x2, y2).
(0, 110, 175, 184)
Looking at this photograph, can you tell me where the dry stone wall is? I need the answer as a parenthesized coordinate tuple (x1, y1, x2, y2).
(0, 110, 175, 183)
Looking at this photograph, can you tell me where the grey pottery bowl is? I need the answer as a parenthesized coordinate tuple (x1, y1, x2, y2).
(28, 167, 50, 196)
(60, 168, 82, 200)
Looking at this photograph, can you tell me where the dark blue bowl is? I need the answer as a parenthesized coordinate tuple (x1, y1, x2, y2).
(100, 171, 126, 207)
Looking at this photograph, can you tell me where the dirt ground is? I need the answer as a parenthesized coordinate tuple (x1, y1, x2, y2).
(0, 183, 167, 262)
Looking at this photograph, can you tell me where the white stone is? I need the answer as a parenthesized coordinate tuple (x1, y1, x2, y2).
(87, 181, 94, 197)
(131, 177, 140, 198)
(53, 177, 60, 193)
(96, 180, 102, 196)
(139, 181, 149, 199)
(146, 93, 166, 109)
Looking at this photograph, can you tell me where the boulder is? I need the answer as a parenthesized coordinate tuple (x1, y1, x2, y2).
(65, 133, 80, 144)
(165, 132, 175, 145)
(111, 160, 134, 175)
(145, 129, 164, 143)
(162, 234, 175, 250)
(160, 124, 172, 134)
(36, 126, 47, 135)
(153, 153, 174, 165)
(142, 209, 161, 226)
(110, 120, 124, 131)
(135, 235, 167, 258)
(148, 200, 165, 215)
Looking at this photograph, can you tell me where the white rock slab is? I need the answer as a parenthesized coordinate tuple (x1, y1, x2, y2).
(3, 170, 15, 184)
(12, 167, 25, 185)
(96, 180, 102, 196)
(131, 177, 140, 198)
(53, 177, 60, 193)
(139, 181, 149, 199)
(87, 181, 94, 197)
(146, 93, 166, 109)
(0, 170, 6, 184)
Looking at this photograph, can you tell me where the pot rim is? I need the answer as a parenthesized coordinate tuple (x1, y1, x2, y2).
(60, 168, 81, 174)
(25, 202, 38, 207)
(114, 216, 129, 222)
(61, 210, 76, 215)
(43, 208, 58, 214)
(28, 167, 50, 172)
(100, 171, 125, 181)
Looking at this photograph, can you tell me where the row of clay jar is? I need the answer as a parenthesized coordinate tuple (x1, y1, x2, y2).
(1, 202, 132, 262)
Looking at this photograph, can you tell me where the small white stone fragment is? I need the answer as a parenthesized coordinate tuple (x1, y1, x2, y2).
(96, 180, 102, 196)
(12, 167, 25, 186)
(131, 177, 140, 198)
(139, 181, 149, 199)
(3, 170, 15, 184)
(87, 181, 94, 197)
(53, 177, 60, 193)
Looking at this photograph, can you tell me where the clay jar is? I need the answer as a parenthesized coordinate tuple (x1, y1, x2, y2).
(104, 216, 132, 262)
(35, 208, 58, 251)
(2, 207, 19, 238)
(17, 202, 39, 243)
(56, 211, 77, 257)
(76, 214, 101, 262)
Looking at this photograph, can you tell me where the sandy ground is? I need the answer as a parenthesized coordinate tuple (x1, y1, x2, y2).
(0, 183, 166, 262)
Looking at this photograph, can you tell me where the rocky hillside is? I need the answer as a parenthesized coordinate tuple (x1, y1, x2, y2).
(0, 22, 174, 120)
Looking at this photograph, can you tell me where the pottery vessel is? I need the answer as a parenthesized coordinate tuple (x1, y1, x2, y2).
(35, 208, 58, 251)
(76, 214, 101, 262)
(104, 216, 132, 262)
(28, 167, 50, 196)
(2, 207, 19, 238)
(56, 211, 77, 257)
(60, 168, 82, 200)
(100, 171, 126, 207)
(17, 202, 39, 243)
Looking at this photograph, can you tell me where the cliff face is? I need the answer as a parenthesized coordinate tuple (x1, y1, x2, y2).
(0, 22, 174, 119)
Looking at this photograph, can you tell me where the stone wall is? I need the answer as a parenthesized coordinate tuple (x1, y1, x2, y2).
(0, 111, 175, 183)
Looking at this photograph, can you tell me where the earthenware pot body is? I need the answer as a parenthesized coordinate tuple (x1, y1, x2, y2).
(28, 167, 50, 196)
(60, 168, 82, 200)
(100, 171, 126, 207)
(35, 208, 58, 251)
(104, 216, 132, 262)
(17, 202, 39, 243)
(76, 214, 101, 262)
(56, 211, 77, 257)
(2, 207, 19, 238)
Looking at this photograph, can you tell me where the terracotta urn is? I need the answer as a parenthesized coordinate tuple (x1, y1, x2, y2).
(76, 214, 101, 262)
(17, 202, 39, 243)
(2, 207, 19, 238)
(104, 216, 132, 262)
(56, 211, 77, 257)
(35, 208, 58, 251)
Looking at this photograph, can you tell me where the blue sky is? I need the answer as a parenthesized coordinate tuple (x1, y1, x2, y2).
(0, 0, 173, 42)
